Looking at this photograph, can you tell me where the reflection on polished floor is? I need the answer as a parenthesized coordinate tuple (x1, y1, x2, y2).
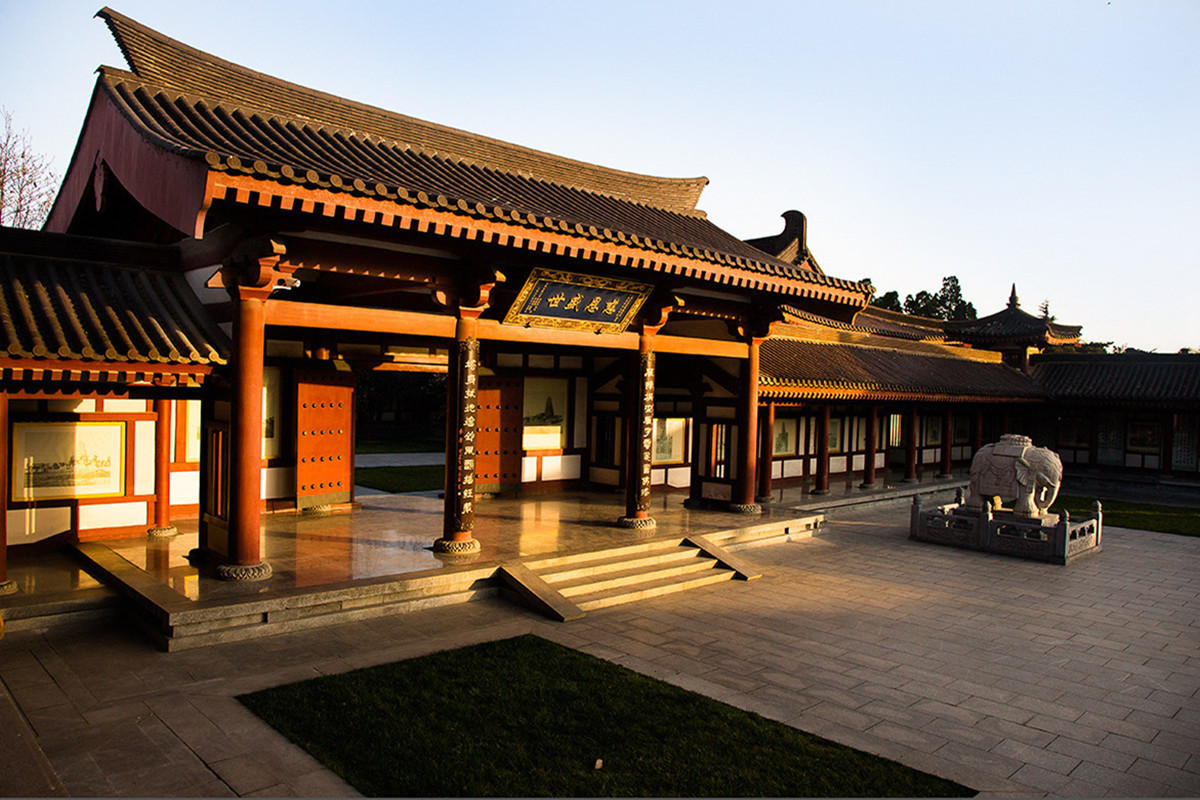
(2, 467, 964, 615)
(100, 490, 787, 604)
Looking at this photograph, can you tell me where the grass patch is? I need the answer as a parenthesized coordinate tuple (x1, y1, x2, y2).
(239, 635, 972, 797)
(354, 465, 444, 493)
(1052, 495, 1200, 537)
(355, 439, 444, 454)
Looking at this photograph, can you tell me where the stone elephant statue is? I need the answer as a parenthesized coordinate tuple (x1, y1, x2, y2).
(964, 434, 1062, 517)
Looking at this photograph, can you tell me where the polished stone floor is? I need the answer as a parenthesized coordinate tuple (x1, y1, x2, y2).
(2, 466, 960, 610)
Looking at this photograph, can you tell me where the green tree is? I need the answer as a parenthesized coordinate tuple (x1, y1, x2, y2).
(896, 276, 976, 320)
(869, 289, 902, 312)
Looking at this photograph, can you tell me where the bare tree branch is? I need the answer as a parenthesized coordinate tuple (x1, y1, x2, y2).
(0, 106, 59, 229)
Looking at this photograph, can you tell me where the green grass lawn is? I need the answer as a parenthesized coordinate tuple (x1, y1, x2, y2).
(1052, 495, 1200, 537)
(354, 465, 444, 493)
(239, 635, 973, 798)
(355, 439, 444, 454)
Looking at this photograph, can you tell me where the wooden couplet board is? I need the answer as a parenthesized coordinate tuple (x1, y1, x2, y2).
(295, 370, 354, 508)
(476, 376, 522, 494)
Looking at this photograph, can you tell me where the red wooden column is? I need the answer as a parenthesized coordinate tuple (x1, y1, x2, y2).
(437, 313, 483, 555)
(813, 404, 831, 495)
(938, 408, 953, 478)
(0, 393, 13, 596)
(903, 405, 919, 482)
(221, 285, 272, 580)
(148, 399, 177, 537)
(619, 332, 657, 530)
(972, 409, 984, 454)
(733, 337, 762, 513)
(756, 401, 775, 503)
(861, 404, 879, 488)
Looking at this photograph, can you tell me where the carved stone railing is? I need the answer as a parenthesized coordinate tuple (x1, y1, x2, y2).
(910, 491, 1102, 565)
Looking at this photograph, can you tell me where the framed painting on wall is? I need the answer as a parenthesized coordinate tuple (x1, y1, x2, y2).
(773, 418, 798, 456)
(262, 367, 282, 459)
(522, 377, 568, 450)
(12, 421, 126, 501)
(652, 418, 687, 464)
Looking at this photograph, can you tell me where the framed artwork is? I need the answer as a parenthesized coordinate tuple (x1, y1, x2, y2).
(12, 421, 126, 501)
(183, 400, 202, 462)
(828, 417, 844, 453)
(522, 377, 568, 450)
(652, 418, 687, 464)
(263, 367, 281, 458)
(1126, 421, 1161, 454)
(773, 418, 798, 456)
(924, 416, 941, 446)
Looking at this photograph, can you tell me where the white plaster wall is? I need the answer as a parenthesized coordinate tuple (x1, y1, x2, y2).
(573, 380, 588, 448)
(783, 459, 803, 478)
(560, 454, 581, 481)
(701, 481, 731, 501)
(522, 457, 538, 482)
(170, 471, 200, 505)
(830, 456, 847, 474)
(650, 468, 665, 486)
(104, 399, 148, 413)
(772, 460, 782, 479)
(851, 455, 865, 471)
(590, 466, 619, 486)
(134, 420, 156, 495)
(47, 399, 95, 413)
(6, 507, 71, 545)
(263, 467, 293, 499)
(876, 453, 886, 469)
(666, 467, 690, 488)
(79, 501, 147, 530)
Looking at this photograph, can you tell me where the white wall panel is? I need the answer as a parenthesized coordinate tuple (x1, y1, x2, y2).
(79, 501, 147, 529)
(134, 420, 156, 495)
(7, 507, 71, 545)
(170, 470, 200, 505)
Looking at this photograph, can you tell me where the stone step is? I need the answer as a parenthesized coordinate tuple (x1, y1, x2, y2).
(539, 546, 704, 585)
(521, 537, 685, 571)
(574, 568, 736, 612)
(162, 586, 495, 650)
(0, 589, 122, 633)
(710, 515, 823, 550)
(555, 556, 719, 597)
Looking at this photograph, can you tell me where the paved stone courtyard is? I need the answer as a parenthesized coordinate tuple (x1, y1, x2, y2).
(2, 504, 1197, 797)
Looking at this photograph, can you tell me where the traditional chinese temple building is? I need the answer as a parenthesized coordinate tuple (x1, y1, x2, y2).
(1, 9, 1197, 601)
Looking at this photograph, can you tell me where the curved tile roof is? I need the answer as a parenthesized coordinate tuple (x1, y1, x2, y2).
(0, 227, 227, 366)
(761, 338, 1044, 400)
(93, 9, 869, 301)
(1032, 353, 1200, 404)
(945, 287, 1081, 345)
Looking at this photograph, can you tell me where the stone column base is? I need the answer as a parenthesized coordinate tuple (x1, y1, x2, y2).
(301, 504, 332, 515)
(728, 502, 762, 515)
(433, 536, 481, 555)
(810, 489, 830, 496)
(147, 525, 178, 538)
(616, 516, 657, 531)
(215, 561, 273, 582)
(859, 481, 876, 489)
(0, 579, 17, 596)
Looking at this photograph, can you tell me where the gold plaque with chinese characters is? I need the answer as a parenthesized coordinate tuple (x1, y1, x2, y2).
(502, 268, 653, 334)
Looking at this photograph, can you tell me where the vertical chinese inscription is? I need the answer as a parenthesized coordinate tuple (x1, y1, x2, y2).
(635, 351, 655, 513)
(450, 337, 479, 534)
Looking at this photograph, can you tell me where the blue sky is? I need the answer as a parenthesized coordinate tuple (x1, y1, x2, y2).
(1, 1, 1196, 350)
